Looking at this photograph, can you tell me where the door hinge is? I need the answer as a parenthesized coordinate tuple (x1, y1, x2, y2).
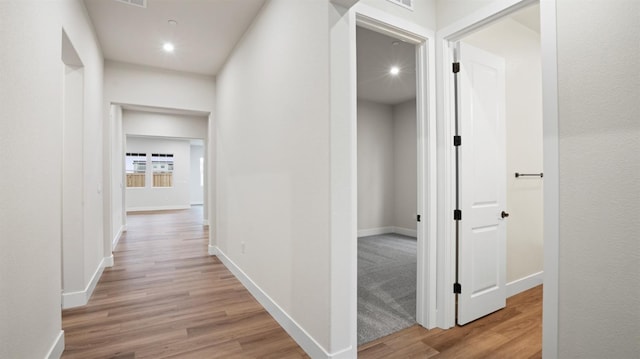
(452, 62, 460, 73)
(417, 214, 421, 222)
(453, 282, 462, 294)
(454, 135, 462, 147)
(454, 209, 462, 221)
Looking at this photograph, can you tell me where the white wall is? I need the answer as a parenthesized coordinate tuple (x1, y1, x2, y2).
(104, 62, 215, 254)
(190, 145, 204, 205)
(358, 100, 395, 231)
(357, 99, 417, 235)
(463, 18, 543, 283)
(393, 99, 418, 231)
(104, 61, 215, 112)
(556, 0, 640, 357)
(216, 0, 332, 353)
(0, 0, 103, 357)
(436, 0, 495, 29)
(360, 0, 437, 30)
(122, 110, 208, 139)
(125, 137, 191, 211)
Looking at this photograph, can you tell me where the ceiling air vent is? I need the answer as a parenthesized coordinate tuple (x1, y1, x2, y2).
(114, 0, 147, 8)
(386, 0, 413, 10)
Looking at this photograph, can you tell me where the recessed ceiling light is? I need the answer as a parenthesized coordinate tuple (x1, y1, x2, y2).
(163, 42, 175, 53)
(390, 66, 400, 75)
(168, 19, 178, 26)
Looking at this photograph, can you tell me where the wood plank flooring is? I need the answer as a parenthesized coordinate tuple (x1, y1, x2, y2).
(61, 208, 308, 359)
(62, 207, 541, 358)
(358, 285, 542, 359)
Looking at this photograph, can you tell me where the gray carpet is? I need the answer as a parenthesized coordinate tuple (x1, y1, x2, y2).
(358, 233, 417, 345)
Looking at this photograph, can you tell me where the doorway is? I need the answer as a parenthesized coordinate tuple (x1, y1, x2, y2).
(356, 25, 419, 344)
(110, 104, 210, 251)
(61, 29, 86, 308)
(441, 2, 547, 328)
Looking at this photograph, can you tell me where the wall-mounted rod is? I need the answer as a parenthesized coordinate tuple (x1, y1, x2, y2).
(515, 172, 543, 178)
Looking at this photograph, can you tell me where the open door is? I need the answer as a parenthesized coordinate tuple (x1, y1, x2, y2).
(455, 42, 507, 325)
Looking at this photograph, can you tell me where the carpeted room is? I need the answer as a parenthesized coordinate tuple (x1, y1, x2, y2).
(356, 25, 418, 345)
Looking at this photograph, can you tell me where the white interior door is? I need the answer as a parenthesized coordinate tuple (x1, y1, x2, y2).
(456, 42, 507, 325)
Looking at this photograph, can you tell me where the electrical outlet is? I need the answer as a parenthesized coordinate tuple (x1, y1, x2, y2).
(241, 241, 245, 254)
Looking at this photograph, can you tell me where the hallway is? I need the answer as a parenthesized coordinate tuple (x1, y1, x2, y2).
(61, 208, 307, 358)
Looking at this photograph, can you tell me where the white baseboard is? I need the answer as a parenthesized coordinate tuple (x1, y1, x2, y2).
(62, 257, 107, 309)
(393, 227, 417, 237)
(112, 225, 124, 250)
(126, 205, 190, 212)
(208, 245, 217, 256)
(215, 247, 346, 358)
(45, 330, 64, 359)
(203, 219, 209, 226)
(103, 254, 114, 268)
(506, 271, 544, 298)
(358, 226, 394, 237)
(358, 226, 417, 238)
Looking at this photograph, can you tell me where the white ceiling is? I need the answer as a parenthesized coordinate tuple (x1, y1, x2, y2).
(357, 27, 416, 105)
(84, 0, 265, 75)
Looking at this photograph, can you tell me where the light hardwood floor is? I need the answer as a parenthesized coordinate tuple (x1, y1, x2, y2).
(62, 208, 541, 358)
(358, 286, 542, 358)
(61, 208, 307, 358)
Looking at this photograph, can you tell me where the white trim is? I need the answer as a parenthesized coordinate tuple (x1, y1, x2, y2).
(329, 4, 358, 355)
(506, 271, 543, 298)
(357, 226, 417, 238)
(540, 1, 559, 357)
(103, 254, 114, 268)
(357, 226, 394, 237)
(202, 219, 209, 226)
(434, 33, 456, 329)
(393, 226, 417, 237)
(45, 330, 64, 359)
(112, 225, 124, 250)
(352, 2, 438, 332)
(207, 244, 217, 256)
(126, 205, 190, 212)
(62, 290, 86, 309)
(62, 257, 107, 309)
(215, 247, 342, 358)
(354, 3, 430, 40)
(438, 0, 538, 41)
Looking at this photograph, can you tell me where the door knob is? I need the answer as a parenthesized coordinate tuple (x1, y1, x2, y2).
(501, 211, 510, 219)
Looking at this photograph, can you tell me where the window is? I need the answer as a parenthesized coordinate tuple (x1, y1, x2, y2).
(125, 153, 146, 188)
(152, 153, 173, 187)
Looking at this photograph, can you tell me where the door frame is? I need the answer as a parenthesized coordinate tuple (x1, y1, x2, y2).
(354, 3, 438, 330)
(436, 0, 559, 356)
(106, 103, 213, 255)
(329, 3, 438, 353)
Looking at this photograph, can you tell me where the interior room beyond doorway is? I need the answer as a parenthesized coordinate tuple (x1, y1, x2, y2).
(356, 25, 419, 345)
